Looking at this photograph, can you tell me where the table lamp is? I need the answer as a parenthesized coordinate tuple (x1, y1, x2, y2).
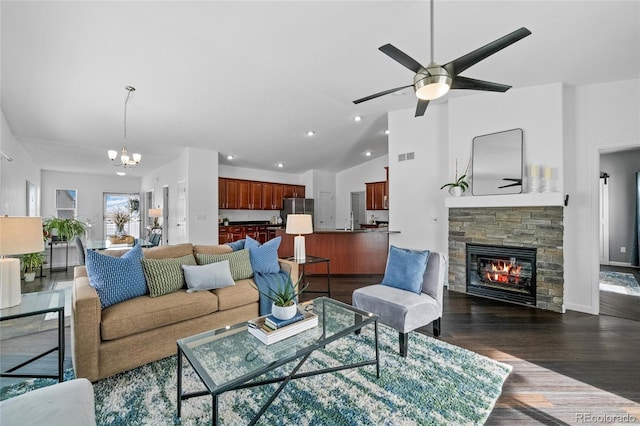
(148, 208, 162, 228)
(0, 216, 45, 309)
(286, 214, 313, 261)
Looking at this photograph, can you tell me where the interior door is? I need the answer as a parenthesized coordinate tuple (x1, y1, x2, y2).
(317, 191, 334, 229)
(176, 181, 187, 243)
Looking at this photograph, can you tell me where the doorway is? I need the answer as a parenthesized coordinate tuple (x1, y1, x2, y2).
(350, 191, 365, 230)
(163, 186, 169, 245)
(598, 147, 640, 322)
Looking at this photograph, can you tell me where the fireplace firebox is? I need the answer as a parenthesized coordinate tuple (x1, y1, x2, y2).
(466, 243, 537, 306)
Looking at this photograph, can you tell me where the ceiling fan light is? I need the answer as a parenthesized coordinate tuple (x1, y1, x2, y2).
(121, 154, 130, 164)
(132, 153, 141, 163)
(108, 150, 118, 161)
(415, 75, 451, 100)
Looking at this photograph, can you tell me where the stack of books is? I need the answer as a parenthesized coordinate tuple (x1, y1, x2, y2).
(247, 310, 318, 345)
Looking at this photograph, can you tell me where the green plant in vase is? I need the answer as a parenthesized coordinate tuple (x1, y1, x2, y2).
(249, 274, 309, 320)
(440, 158, 470, 196)
(43, 217, 86, 242)
(21, 252, 45, 282)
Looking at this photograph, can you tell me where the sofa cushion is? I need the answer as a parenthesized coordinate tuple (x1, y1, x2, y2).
(380, 245, 429, 295)
(193, 244, 233, 256)
(213, 278, 260, 311)
(244, 236, 281, 273)
(182, 260, 235, 293)
(196, 249, 253, 281)
(86, 244, 147, 309)
(100, 290, 219, 341)
(141, 254, 197, 297)
(142, 243, 194, 259)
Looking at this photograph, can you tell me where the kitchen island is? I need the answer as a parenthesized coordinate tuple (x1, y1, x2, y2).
(275, 229, 398, 274)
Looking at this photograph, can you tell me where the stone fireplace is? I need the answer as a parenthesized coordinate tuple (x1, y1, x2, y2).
(448, 206, 564, 312)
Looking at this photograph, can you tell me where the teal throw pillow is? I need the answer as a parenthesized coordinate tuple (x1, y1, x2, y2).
(226, 239, 245, 251)
(86, 244, 147, 309)
(182, 260, 235, 293)
(380, 245, 430, 294)
(141, 254, 197, 297)
(244, 236, 281, 274)
(196, 249, 253, 281)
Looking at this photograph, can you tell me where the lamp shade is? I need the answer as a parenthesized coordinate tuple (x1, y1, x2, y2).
(148, 208, 162, 218)
(0, 216, 44, 256)
(285, 214, 313, 235)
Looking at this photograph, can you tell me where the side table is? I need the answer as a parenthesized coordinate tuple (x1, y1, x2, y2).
(284, 255, 331, 297)
(0, 290, 65, 382)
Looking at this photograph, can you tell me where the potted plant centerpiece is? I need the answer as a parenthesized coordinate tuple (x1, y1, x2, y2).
(440, 158, 470, 197)
(250, 275, 309, 320)
(109, 208, 134, 243)
(21, 252, 45, 282)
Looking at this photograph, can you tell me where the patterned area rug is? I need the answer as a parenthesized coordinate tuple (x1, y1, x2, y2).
(0, 324, 511, 425)
(600, 271, 640, 296)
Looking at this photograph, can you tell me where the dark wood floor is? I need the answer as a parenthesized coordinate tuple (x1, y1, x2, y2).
(2, 270, 639, 424)
(599, 264, 640, 322)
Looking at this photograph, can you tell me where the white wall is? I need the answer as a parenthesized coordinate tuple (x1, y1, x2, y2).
(141, 147, 219, 245)
(567, 78, 640, 314)
(448, 83, 565, 192)
(335, 155, 388, 228)
(0, 110, 41, 216)
(388, 104, 448, 253)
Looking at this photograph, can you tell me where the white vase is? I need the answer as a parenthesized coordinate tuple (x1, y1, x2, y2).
(449, 186, 463, 197)
(271, 302, 297, 320)
(24, 271, 36, 282)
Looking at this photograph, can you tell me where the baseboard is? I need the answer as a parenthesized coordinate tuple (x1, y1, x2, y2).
(605, 261, 633, 267)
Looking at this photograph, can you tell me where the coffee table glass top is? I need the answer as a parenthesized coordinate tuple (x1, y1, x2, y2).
(177, 297, 376, 394)
(0, 290, 65, 320)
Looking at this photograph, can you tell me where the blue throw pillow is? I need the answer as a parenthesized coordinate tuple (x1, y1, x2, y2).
(226, 239, 245, 251)
(86, 245, 148, 308)
(380, 245, 430, 294)
(244, 236, 281, 274)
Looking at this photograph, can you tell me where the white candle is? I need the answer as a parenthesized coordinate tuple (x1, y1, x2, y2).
(530, 165, 539, 178)
(543, 167, 552, 179)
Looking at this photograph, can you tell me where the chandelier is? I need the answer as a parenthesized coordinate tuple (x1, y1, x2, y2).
(108, 86, 141, 168)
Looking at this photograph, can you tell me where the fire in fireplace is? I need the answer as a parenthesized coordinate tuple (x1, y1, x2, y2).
(466, 243, 537, 306)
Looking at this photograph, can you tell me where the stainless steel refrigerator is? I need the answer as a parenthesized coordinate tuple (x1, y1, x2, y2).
(280, 198, 314, 225)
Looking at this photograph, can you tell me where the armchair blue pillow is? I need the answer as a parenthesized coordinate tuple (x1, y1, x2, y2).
(226, 239, 245, 251)
(380, 245, 430, 294)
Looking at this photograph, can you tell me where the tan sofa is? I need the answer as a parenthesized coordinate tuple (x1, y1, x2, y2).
(72, 243, 298, 382)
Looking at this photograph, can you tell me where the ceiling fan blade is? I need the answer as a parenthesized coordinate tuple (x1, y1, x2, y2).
(353, 84, 413, 104)
(379, 44, 425, 74)
(415, 99, 430, 117)
(451, 76, 511, 92)
(444, 27, 531, 76)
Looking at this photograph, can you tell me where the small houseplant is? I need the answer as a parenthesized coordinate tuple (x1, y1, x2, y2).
(440, 158, 470, 196)
(250, 274, 309, 320)
(21, 252, 45, 282)
(43, 217, 86, 242)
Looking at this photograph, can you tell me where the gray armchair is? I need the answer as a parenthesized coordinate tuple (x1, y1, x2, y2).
(352, 251, 446, 357)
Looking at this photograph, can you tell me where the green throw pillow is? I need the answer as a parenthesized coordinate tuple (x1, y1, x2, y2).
(196, 248, 253, 281)
(142, 254, 197, 297)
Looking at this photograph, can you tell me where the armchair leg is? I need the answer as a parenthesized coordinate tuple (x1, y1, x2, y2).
(433, 318, 441, 337)
(399, 332, 408, 357)
(354, 313, 362, 335)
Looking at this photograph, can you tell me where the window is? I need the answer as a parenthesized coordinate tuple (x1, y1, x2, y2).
(55, 189, 77, 218)
(104, 193, 141, 238)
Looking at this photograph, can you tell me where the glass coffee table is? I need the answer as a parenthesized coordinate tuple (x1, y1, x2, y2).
(177, 297, 379, 425)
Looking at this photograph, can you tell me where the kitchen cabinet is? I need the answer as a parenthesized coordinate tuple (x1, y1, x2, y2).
(365, 181, 387, 210)
(218, 178, 304, 210)
(218, 225, 269, 244)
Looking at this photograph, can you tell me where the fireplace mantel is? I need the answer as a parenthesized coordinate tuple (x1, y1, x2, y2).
(445, 192, 564, 209)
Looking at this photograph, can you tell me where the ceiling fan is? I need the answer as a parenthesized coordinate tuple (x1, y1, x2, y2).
(353, 0, 531, 117)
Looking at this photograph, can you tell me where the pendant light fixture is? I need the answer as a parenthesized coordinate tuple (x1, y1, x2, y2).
(108, 86, 141, 168)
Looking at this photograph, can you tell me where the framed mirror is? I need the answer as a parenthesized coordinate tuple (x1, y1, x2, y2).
(472, 129, 523, 195)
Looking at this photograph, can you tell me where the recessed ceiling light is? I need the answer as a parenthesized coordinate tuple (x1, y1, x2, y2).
(306, 130, 315, 137)
(277, 162, 284, 168)
(354, 115, 362, 122)
(117, 172, 126, 176)
(365, 151, 372, 157)
(384, 129, 389, 135)
(227, 155, 234, 160)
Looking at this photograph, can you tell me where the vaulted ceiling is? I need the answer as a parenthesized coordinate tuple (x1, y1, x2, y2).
(2, 1, 638, 177)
